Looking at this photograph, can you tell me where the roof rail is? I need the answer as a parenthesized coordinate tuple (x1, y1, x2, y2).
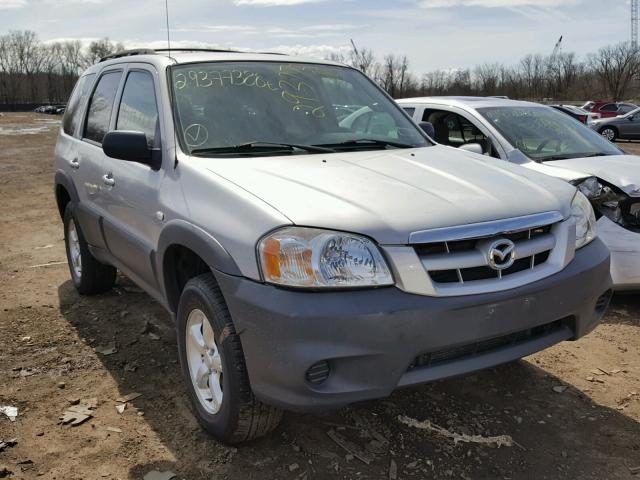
(155, 47, 244, 54)
(99, 48, 157, 62)
(154, 47, 288, 56)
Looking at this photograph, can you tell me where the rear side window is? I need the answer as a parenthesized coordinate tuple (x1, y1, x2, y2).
(599, 103, 618, 112)
(84, 71, 122, 144)
(116, 71, 159, 147)
(62, 74, 95, 136)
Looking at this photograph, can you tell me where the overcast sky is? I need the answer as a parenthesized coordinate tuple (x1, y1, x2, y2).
(0, 0, 633, 74)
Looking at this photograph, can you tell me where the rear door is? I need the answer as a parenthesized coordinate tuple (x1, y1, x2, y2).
(74, 69, 123, 250)
(98, 64, 165, 292)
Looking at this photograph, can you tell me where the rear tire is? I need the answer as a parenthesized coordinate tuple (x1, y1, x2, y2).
(176, 273, 283, 444)
(63, 203, 116, 295)
(599, 126, 618, 142)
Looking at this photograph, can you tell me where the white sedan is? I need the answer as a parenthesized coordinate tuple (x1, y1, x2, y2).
(398, 96, 640, 290)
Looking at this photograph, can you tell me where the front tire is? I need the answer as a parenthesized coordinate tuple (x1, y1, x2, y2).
(63, 204, 116, 295)
(176, 273, 282, 444)
(600, 126, 618, 142)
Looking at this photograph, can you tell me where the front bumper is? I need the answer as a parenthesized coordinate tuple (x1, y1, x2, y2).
(215, 238, 611, 412)
(597, 216, 640, 289)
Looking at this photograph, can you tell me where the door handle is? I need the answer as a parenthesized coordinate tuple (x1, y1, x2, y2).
(102, 173, 115, 187)
(70, 158, 80, 170)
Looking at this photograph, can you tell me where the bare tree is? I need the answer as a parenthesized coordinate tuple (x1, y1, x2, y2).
(588, 42, 640, 100)
(85, 37, 124, 65)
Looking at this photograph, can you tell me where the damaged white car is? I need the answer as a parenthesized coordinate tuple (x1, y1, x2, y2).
(398, 97, 640, 289)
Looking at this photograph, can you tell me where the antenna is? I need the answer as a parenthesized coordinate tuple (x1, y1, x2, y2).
(165, 0, 171, 55)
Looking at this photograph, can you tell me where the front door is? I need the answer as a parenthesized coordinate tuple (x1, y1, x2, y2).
(98, 65, 165, 292)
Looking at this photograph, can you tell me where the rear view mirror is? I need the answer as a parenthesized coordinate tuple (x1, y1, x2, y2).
(103, 131, 159, 168)
(459, 143, 484, 155)
(419, 121, 435, 138)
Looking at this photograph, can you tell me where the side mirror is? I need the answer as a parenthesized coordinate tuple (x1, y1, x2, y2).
(628, 115, 635, 121)
(103, 131, 159, 168)
(458, 143, 484, 155)
(418, 121, 435, 138)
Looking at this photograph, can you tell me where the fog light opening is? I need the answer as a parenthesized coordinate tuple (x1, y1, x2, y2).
(305, 360, 331, 385)
(595, 289, 613, 315)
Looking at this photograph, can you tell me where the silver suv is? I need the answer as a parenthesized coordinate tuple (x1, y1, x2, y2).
(54, 49, 612, 444)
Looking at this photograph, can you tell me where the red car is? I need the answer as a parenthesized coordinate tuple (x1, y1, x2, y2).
(582, 101, 637, 118)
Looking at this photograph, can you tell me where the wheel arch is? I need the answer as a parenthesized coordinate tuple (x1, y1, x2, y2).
(599, 125, 618, 137)
(54, 170, 80, 219)
(157, 220, 242, 313)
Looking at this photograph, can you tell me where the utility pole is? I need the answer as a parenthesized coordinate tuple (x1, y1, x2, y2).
(632, 0, 638, 47)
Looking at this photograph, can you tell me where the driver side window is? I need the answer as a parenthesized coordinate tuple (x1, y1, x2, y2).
(422, 109, 499, 158)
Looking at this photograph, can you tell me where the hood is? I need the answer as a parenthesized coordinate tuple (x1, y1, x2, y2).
(542, 155, 640, 195)
(202, 146, 575, 244)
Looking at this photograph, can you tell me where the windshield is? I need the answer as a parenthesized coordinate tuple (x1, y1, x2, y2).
(621, 107, 640, 118)
(170, 61, 428, 156)
(478, 106, 622, 161)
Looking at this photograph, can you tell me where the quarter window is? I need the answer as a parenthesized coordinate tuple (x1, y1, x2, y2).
(402, 107, 416, 117)
(116, 71, 160, 147)
(63, 73, 95, 136)
(84, 71, 122, 144)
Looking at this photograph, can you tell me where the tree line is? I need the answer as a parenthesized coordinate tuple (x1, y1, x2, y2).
(0, 31, 123, 107)
(1, 29, 640, 108)
(332, 41, 640, 102)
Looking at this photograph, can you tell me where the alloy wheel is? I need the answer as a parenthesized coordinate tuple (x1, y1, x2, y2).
(185, 308, 224, 414)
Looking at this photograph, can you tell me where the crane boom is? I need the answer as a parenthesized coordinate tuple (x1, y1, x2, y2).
(551, 35, 563, 59)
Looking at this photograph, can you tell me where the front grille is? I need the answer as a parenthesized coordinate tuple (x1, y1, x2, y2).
(409, 319, 566, 370)
(415, 225, 555, 285)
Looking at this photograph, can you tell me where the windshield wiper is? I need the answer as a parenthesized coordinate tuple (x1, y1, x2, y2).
(541, 152, 613, 161)
(191, 141, 335, 156)
(314, 138, 415, 150)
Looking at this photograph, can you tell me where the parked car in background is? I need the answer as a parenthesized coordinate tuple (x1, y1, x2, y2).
(551, 104, 596, 124)
(398, 97, 640, 289)
(590, 107, 640, 141)
(583, 101, 638, 119)
(35, 104, 66, 115)
(54, 50, 612, 444)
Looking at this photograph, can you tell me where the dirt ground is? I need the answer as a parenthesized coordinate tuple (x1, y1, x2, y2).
(0, 112, 639, 480)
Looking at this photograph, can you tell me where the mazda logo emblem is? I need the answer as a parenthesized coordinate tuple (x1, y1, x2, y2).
(487, 239, 516, 271)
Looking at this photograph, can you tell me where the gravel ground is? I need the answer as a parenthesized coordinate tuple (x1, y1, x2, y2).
(1, 112, 639, 480)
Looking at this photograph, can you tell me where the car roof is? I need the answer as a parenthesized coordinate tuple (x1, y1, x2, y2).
(397, 96, 542, 110)
(82, 48, 347, 74)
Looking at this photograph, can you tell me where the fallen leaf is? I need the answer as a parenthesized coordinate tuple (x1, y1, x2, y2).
(115, 392, 142, 403)
(96, 344, 117, 355)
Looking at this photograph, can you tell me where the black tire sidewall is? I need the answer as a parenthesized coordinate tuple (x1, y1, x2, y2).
(176, 278, 243, 440)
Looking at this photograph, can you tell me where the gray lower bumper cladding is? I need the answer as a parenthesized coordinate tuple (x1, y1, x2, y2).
(216, 238, 612, 412)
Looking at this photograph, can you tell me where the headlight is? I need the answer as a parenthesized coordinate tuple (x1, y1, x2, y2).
(258, 227, 394, 288)
(571, 191, 597, 249)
